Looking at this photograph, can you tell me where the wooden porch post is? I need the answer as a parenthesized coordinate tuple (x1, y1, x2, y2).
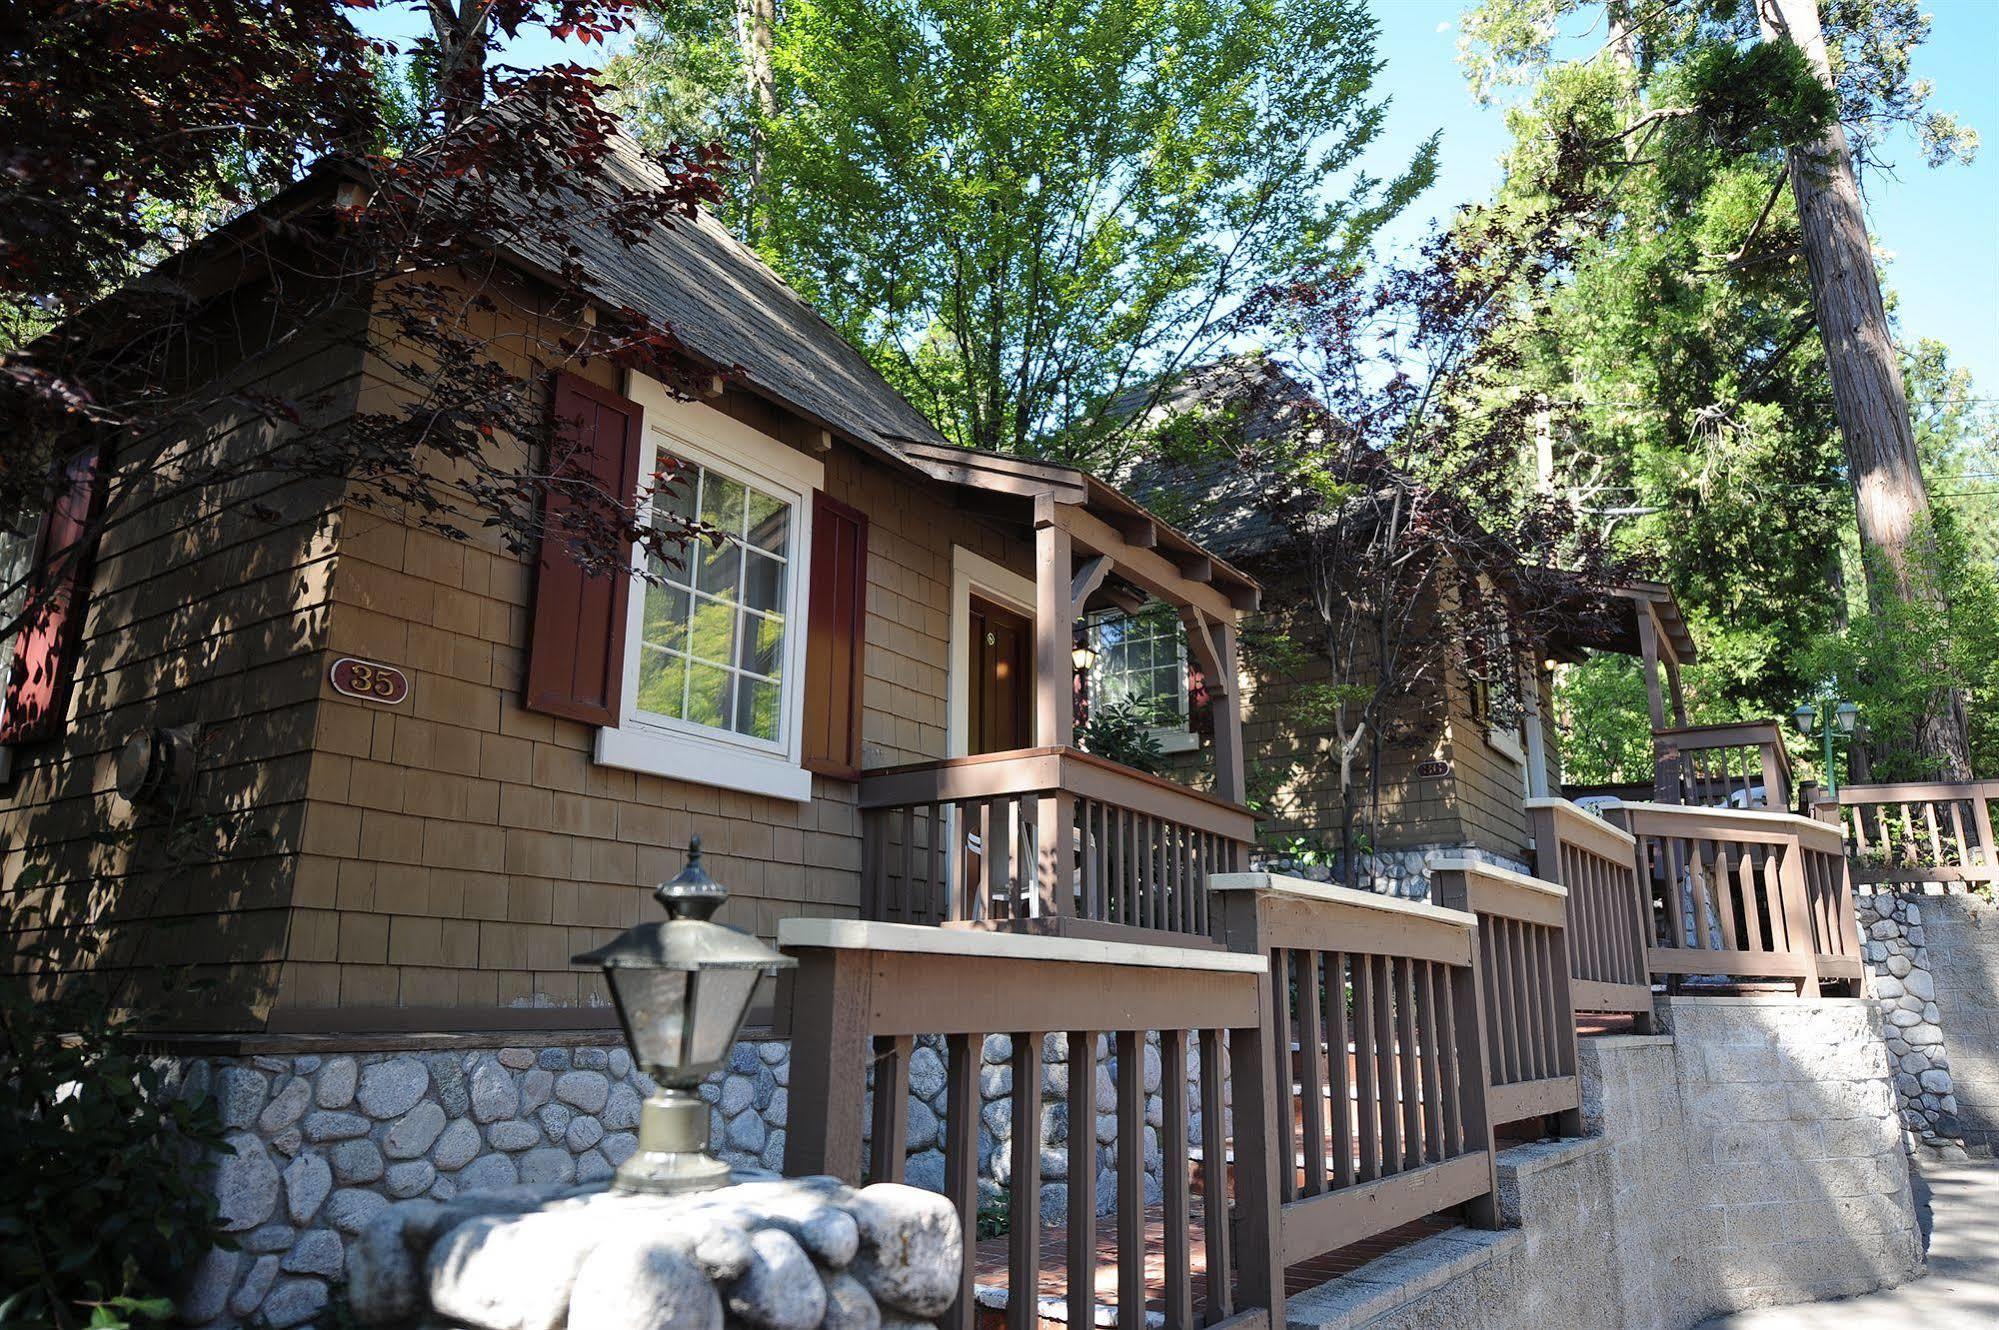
(1180, 608, 1247, 807)
(1638, 610, 1682, 804)
(1212, 888, 1284, 1323)
(1035, 496, 1076, 915)
(782, 947, 873, 1183)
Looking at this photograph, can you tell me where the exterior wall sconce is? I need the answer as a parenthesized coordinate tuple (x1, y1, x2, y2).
(114, 725, 196, 809)
(572, 837, 795, 1194)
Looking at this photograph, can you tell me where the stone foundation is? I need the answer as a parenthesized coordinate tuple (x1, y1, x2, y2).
(172, 1028, 1203, 1326)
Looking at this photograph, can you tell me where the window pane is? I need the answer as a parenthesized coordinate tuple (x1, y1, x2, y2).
(684, 593, 737, 666)
(738, 610, 784, 680)
(746, 490, 788, 554)
(636, 648, 687, 718)
(653, 461, 698, 527)
(642, 584, 691, 654)
(735, 677, 781, 740)
(700, 471, 747, 536)
(743, 550, 785, 616)
(684, 659, 731, 730)
(695, 535, 741, 600)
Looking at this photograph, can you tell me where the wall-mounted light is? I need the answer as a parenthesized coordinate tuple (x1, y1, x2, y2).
(115, 725, 196, 809)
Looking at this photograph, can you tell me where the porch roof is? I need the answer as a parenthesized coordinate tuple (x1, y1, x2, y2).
(897, 441, 1261, 618)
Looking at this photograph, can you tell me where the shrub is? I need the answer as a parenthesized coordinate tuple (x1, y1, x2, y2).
(0, 970, 228, 1329)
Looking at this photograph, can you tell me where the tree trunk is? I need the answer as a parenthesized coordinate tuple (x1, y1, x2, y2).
(1755, 0, 1971, 779)
(737, 0, 777, 238)
(428, 1, 490, 130)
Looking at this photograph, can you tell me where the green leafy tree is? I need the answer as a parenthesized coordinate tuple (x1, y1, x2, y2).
(1455, 0, 1979, 779)
(612, 0, 1434, 467)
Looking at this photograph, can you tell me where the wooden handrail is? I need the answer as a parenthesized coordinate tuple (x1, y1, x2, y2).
(860, 745, 1259, 839)
(1608, 799, 1844, 854)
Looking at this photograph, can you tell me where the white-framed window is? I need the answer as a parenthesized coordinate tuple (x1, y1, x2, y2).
(1085, 605, 1199, 752)
(593, 373, 822, 801)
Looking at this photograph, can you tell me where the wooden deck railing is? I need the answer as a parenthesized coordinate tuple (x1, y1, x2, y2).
(1653, 719, 1793, 812)
(1607, 802, 1861, 996)
(856, 746, 1255, 941)
(1526, 797, 1656, 1022)
(1209, 874, 1499, 1272)
(780, 919, 1280, 1330)
(1430, 860, 1581, 1132)
(1820, 779, 1999, 892)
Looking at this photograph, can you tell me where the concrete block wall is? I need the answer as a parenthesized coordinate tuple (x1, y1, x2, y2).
(1287, 997, 1923, 1330)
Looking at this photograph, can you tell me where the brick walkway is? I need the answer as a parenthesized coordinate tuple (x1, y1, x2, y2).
(969, 1202, 1453, 1325)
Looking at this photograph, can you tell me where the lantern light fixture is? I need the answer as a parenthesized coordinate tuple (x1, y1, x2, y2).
(572, 837, 795, 1194)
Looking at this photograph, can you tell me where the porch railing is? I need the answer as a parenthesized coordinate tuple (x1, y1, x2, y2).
(1820, 779, 1999, 892)
(1526, 797, 1655, 1021)
(1653, 719, 1793, 811)
(780, 919, 1280, 1330)
(856, 746, 1255, 940)
(1429, 860, 1581, 1131)
(1607, 801, 1861, 995)
(1209, 875, 1499, 1270)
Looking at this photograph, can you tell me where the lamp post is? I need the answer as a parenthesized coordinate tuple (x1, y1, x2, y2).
(1791, 691, 1861, 797)
(573, 837, 795, 1194)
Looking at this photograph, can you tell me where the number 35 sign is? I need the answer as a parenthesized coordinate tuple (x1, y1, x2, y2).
(330, 657, 412, 706)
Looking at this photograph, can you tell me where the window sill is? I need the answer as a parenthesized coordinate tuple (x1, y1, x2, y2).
(594, 724, 814, 802)
(1487, 730, 1526, 767)
(1153, 728, 1201, 754)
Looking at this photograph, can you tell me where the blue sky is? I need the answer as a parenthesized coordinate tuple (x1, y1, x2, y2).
(358, 1, 1998, 393)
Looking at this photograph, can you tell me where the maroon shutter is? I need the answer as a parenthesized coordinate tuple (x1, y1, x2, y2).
(523, 373, 643, 727)
(801, 490, 869, 779)
(1, 443, 104, 745)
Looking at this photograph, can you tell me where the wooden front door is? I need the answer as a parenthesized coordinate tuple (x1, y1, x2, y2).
(968, 595, 1033, 755)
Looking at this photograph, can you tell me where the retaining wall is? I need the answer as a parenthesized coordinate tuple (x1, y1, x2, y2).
(1857, 889, 1999, 1153)
(1286, 997, 1923, 1330)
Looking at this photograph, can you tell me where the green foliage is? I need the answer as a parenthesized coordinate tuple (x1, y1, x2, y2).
(976, 1186, 1010, 1240)
(1460, 0, 1979, 773)
(0, 969, 229, 1329)
(613, 0, 1433, 466)
(1796, 516, 1999, 782)
(1076, 697, 1170, 776)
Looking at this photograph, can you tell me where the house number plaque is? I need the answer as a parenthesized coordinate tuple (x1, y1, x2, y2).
(330, 657, 411, 706)
(1415, 759, 1452, 779)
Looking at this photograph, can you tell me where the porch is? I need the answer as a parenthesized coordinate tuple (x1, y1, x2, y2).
(1565, 582, 1795, 812)
(872, 445, 1263, 942)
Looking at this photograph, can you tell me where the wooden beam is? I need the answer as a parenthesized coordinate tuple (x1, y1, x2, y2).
(1115, 516, 1158, 549)
(1060, 503, 1237, 623)
(1175, 554, 1214, 584)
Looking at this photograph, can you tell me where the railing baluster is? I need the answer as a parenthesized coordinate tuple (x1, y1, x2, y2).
(1436, 959, 1463, 1157)
(943, 1032, 979, 1330)
(871, 1034, 912, 1183)
(1067, 1031, 1099, 1330)
(1115, 1030, 1145, 1330)
(1373, 954, 1401, 1175)
(1162, 1029, 1193, 1330)
(1298, 949, 1327, 1196)
(1354, 952, 1381, 1182)
(1325, 951, 1355, 1189)
(1416, 959, 1444, 1163)
(1395, 957, 1421, 1169)
(1009, 1033, 1043, 1330)
(1271, 948, 1296, 1201)
(1197, 1027, 1234, 1325)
